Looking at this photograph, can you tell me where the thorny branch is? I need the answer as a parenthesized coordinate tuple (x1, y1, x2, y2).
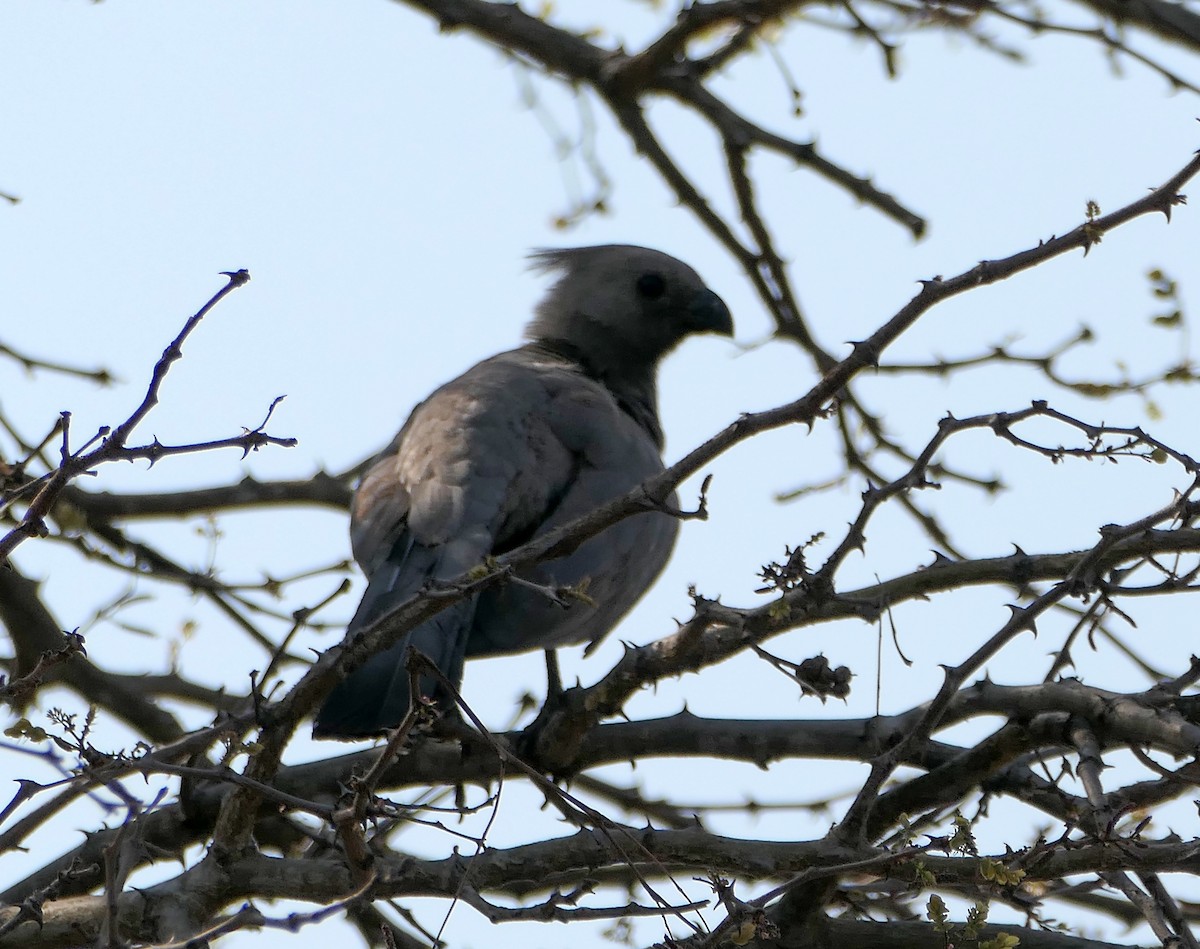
(2, 144, 1198, 947)
(0, 270, 297, 562)
(6, 4, 1200, 947)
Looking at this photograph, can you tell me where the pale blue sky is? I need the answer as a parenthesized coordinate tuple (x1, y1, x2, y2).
(3, 2, 1200, 946)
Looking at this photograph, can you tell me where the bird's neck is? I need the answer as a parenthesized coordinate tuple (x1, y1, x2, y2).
(531, 337, 664, 449)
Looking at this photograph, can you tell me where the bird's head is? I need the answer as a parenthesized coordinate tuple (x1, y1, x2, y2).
(526, 245, 733, 370)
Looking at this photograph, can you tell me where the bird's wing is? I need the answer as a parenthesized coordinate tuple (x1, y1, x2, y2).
(316, 350, 617, 737)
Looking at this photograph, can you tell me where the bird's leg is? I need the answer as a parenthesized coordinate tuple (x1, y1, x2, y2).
(519, 644, 600, 774)
(544, 648, 564, 704)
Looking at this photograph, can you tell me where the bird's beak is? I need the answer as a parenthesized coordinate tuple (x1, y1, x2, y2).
(687, 288, 734, 337)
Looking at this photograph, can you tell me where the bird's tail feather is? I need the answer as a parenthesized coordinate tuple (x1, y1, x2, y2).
(313, 546, 477, 739)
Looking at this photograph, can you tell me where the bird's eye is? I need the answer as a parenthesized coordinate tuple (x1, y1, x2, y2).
(636, 272, 666, 300)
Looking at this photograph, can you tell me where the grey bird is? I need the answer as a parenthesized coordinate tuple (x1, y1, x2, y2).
(314, 245, 733, 739)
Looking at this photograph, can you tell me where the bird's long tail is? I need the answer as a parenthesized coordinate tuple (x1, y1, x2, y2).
(313, 547, 477, 739)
